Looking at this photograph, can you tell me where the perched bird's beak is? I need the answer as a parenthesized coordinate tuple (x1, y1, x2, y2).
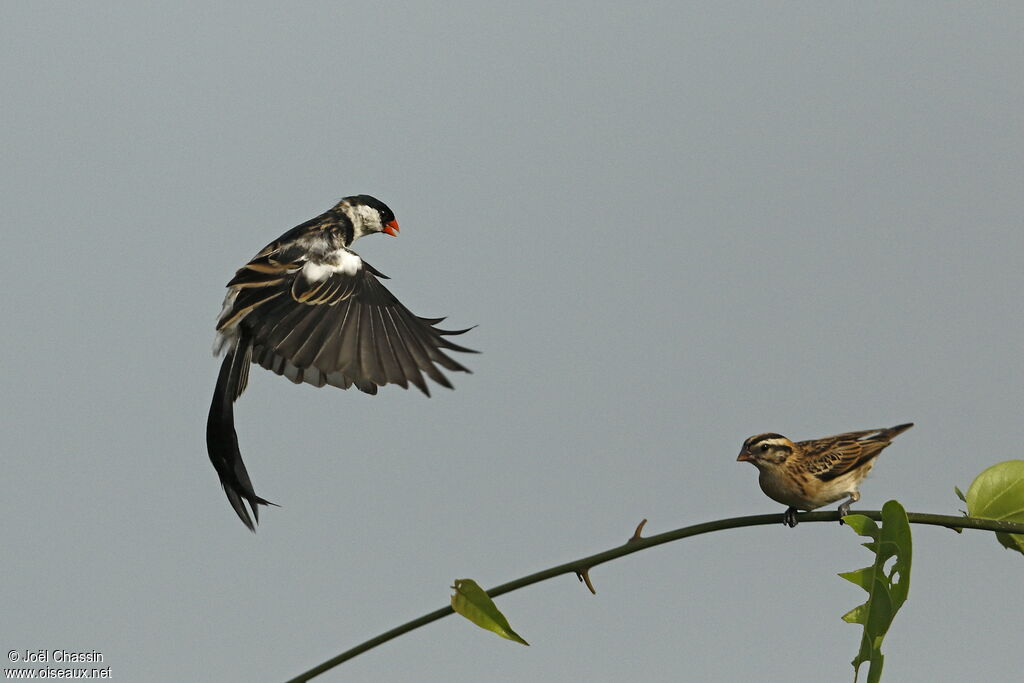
(736, 451, 752, 462)
(383, 219, 400, 237)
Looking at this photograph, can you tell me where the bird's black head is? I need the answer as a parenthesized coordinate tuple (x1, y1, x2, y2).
(350, 194, 392, 220)
(343, 194, 400, 238)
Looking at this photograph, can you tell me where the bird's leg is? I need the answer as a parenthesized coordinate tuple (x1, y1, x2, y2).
(837, 491, 860, 524)
(783, 507, 799, 528)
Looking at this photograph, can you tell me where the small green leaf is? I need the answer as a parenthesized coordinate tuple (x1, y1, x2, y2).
(954, 486, 967, 503)
(841, 604, 867, 624)
(839, 500, 912, 683)
(451, 579, 529, 646)
(842, 514, 877, 536)
(838, 567, 873, 591)
(965, 460, 1024, 557)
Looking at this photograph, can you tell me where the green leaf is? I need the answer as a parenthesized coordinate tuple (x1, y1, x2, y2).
(954, 486, 967, 503)
(839, 500, 912, 683)
(838, 567, 873, 592)
(450, 579, 529, 646)
(842, 514, 877, 536)
(964, 460, 1024, 556)
(840, 604, 867, 624)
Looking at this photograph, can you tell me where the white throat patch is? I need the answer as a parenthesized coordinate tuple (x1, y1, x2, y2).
(347, 203, 383, 238)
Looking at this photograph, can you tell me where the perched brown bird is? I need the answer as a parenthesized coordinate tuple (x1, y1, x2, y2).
(737, 423, 913, 527)
(207, 195, 476, 530)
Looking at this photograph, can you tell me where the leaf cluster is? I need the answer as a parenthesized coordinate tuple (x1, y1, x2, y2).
(839, 501, 912, 683)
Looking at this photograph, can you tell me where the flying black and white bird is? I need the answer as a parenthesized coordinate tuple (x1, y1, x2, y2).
(207, 195, 476, 530)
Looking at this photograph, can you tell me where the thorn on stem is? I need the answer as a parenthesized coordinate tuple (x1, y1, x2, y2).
(575, 568, 596, 595)
(628, 519, 648, 543)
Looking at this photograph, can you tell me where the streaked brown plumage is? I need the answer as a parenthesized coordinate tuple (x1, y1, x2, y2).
(737, 423, 913, 527)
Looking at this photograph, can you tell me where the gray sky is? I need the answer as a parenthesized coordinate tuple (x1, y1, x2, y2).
(3, 2, 1023, 681)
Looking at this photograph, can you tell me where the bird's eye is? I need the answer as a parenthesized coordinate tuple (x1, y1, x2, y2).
(760, 444, 770, 452)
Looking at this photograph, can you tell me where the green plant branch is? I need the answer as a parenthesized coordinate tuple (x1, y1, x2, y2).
(284, 511, 1024, 683)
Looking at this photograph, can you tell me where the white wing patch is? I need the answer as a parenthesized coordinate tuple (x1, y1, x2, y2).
(302, 248, 364, 282)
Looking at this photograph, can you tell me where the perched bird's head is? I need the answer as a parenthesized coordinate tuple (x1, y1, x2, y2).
(340, 194, 400, 240)
(737, 433, 795, 468)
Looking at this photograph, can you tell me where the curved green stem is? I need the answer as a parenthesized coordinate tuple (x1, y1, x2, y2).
(284, 511, 1024, 682)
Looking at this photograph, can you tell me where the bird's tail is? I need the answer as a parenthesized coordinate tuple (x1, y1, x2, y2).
(206, 337, 276, 530)
(882, 423, 915, 441)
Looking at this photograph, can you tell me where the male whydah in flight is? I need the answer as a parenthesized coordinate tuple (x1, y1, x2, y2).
(207, 195, 475, 529)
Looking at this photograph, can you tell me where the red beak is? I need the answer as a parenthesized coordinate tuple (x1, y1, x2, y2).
(736, 451, 752, 462)
(383, 219, 400, 237)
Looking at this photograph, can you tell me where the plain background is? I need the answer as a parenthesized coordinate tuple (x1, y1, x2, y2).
(3, 2, 1023, 681)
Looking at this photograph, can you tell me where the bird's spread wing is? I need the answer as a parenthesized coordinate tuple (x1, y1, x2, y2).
(798, 428, 899, 482)
(217, 245, 476, 396)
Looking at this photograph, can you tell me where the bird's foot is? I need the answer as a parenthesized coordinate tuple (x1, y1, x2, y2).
(837, 500, 851, 524)
(783, 507, 799, 528)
